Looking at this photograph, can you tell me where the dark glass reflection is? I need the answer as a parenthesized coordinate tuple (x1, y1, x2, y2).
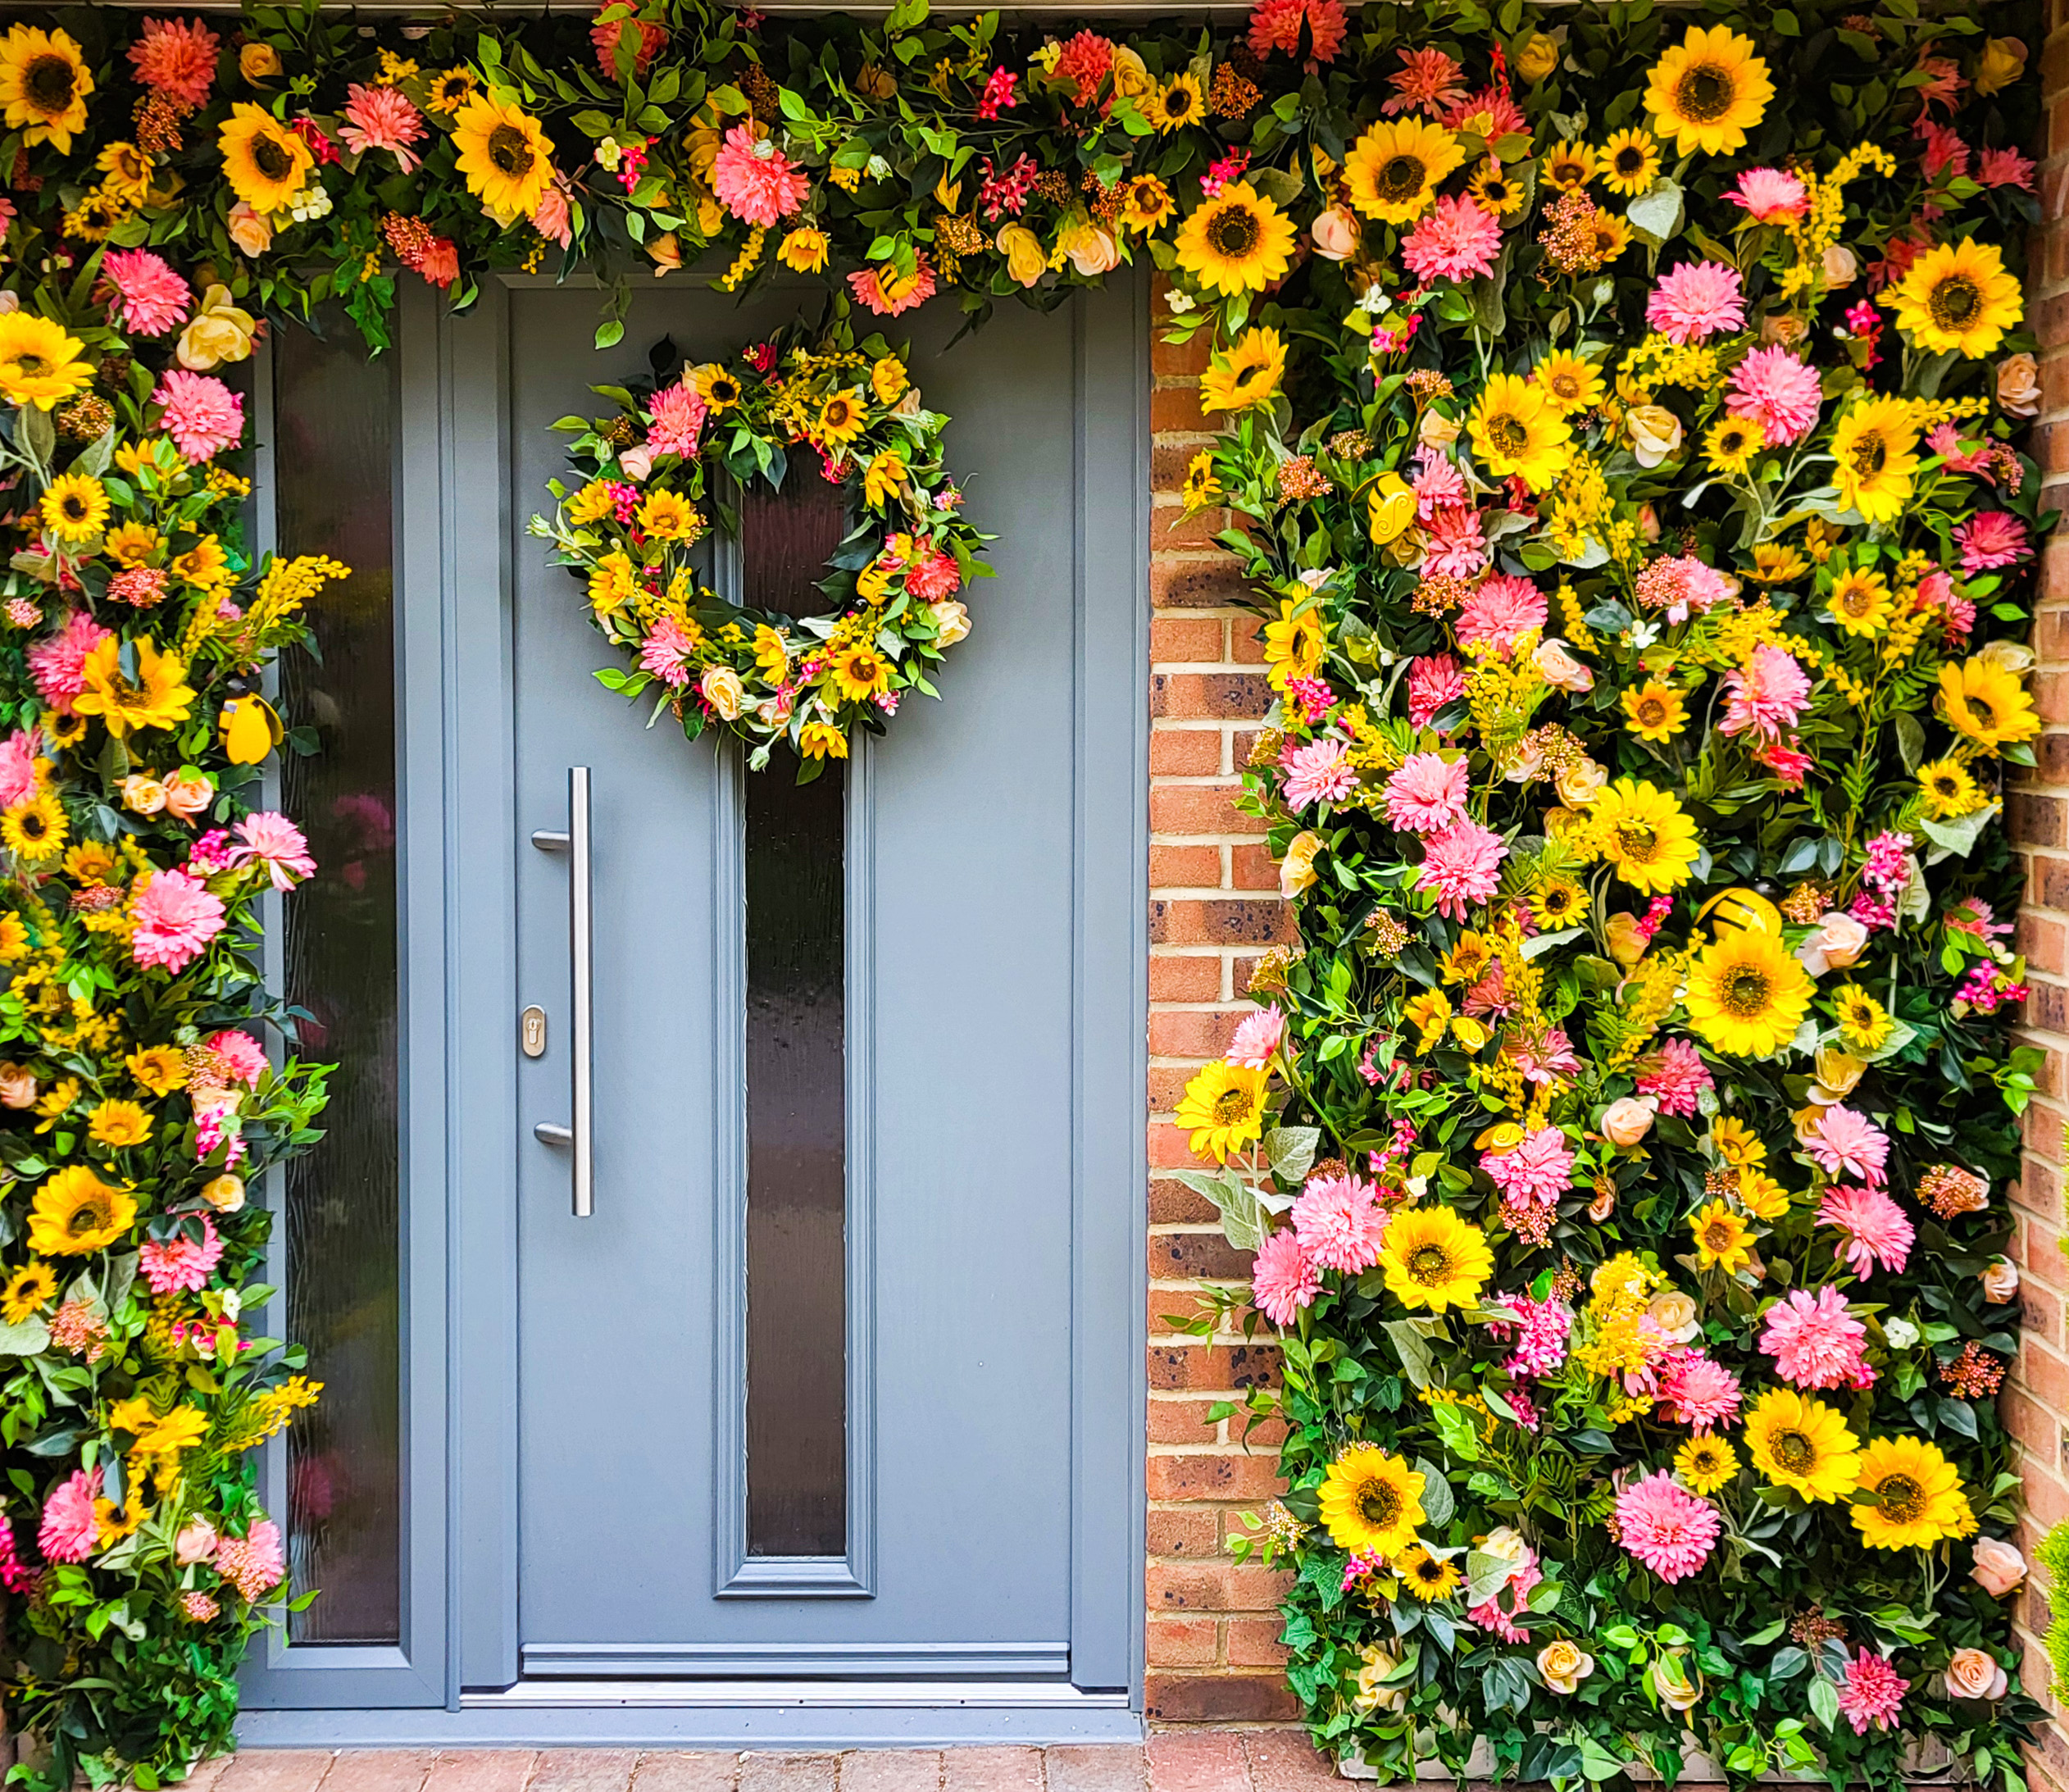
(738, 448, 849, 619)
(273, 322, 402, 1643)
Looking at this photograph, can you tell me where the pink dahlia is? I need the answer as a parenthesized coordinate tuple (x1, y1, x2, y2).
(1454, 574, 1548, 654)
(225, 812, 316, 890)
(1726, 346, 1823, 444)
(1228, 1006, 1286, 1070)
(128, 16, 220, 107)
(1251, 1227, 1320, 1326)
(848, 257, 939, 318)
(207, 1029, 270, 1086)
(1646, 261, 1747, 344)
(214, 1520, 285, 1602)
(1416, 819, 1507, 921)
(1818, 1183, 1915, 1278)
(1407, 653, 1464, 729)
(1634, 1039, 1713, 1117)
(1481, 1126, 1574, 1208)
(1726, 167, 1809, 223)
(645, 376, 707, 461)
(130, 868, 227, 973)
(1412, 451, 1467, 516)
(1838, 1649, 1908, 1735)
(1383, 752, 1470, 835)
(905, 550, 962, 603)
(1615, 1471, 1720, 1584)
(28, 612, 113, 713)
(339, 84, 427, 171)
(1280, 738, 1357, 812)
(639, 615, 699, 689)
(1807, 1104, 1890, 1187)
(1979, 145, 2037, 190)
(1760, 1285, 1871, 1389)
(1419, 505, 1488, 578)
(103, 248, 193, 339)
(1248, 0, 1348, 63)
(0, 727, 38, 810)
(140, 1217, 225, 1295)
(1657, 1350, 1742, 1431)
(1401, 194, 1503, 284)
(1292, 1171, 1389, 1273)
(152, 370, 245, 463)
(1718, 644, 1812, 742)
(37, 1467, 102, 1565)
(1956, 510, 2030, 572)
(1383, 46, 1467, 116)
(712, 125, 810, 227)
(534, 179, 575, 251)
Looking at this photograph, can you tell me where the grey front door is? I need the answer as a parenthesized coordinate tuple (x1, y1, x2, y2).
(480, 278, 1146, 1691)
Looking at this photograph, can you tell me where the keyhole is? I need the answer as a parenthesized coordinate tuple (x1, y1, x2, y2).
(521, 1005, 548, 1058)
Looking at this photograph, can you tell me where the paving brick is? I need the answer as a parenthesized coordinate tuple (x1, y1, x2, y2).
(1240, 1735, 1339, 1792)
(1041, 1747, 1146, 1792)
(635, 1757, 740, 1792)
(1145, 1734, 1251, 1792)
(530, 1753, 639, 1792)
(425, 1753, 540, 1792)
(834, 1752, 938, 1792)
(320, 1753, 438, 1792)
(216, 1753, 337, 1792)
(739, 1757, 837, 1792)
(939, 1749, 1040, 1792)
(184, 1758, 237, 1792)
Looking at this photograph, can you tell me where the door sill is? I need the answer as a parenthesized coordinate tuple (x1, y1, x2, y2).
(462, 1681, 1127, 1709)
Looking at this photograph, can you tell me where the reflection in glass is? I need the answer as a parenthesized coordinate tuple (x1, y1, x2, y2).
(273, 322, 402, 1643)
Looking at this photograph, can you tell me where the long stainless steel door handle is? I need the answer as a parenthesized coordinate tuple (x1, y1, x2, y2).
(530, 766, 593, 1217)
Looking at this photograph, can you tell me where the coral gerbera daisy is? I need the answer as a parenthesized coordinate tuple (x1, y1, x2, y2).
(1317, 1445, 1426, 1555)
(128, 16, 219, 107)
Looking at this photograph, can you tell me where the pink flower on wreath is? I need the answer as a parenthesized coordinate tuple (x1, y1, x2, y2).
(1919, 121, 1971, 181)
(1454, 574, 1547, 654)
(128, 16, 220, 107)
(1488, 1293, 1571, 1377)
(848, 257, 939, 318)
(1248, 0, 1348, 63)
(639, 615, 699, 689)
(1807, 1104, 1890, 1187)
(225, 812, 316, 891)
(1956, 510, 2030, 572)
(1411, 450, 1467, 515)
(1862, 828, 1911, 895)
(28, 611, 112, 713)
(906, 549, 962, 603)
(1634, 1038, 1713, 1117)
(1250, 1227, 1319, 1326)
(0, 1517, 39, 1595)
(1978, 145, 2037, 190)
(1383, 752, 1470, 835)
(1647, 261, 1745, 343)
(130, 868, 227, 973)
(339, 83, 427, 171)
(1726, 345, 1822, 444)
(1480, 1126, 1574, 1208)
(1718, 644, 1812, 742)
(1293, 1171, 1389, 1273)
(1466, 1545, 1540, 1642)
(152, 370, 245, 463)
(140, 1216, 225, 1295)
(207, 1029, 270, 1086)
(644, 376, 707, 461)
(214, 1520, 286, 1602)
(1280, 738, 1357, 812)
(1227, 1006, 1285, 1070)
(974, 66, 1018, 121)
(1401, 193, 1503, 284)
(0, 727, 38, 811)
(1761, 1285, 1871, 1389)
(1657, 1349, 1742, 1431)
(712, 125, 810, 226)
(1420, 505, 1488, 579)
(38, 1467, 102, 1565)
(1838, 1648, 1908, 1735)
(1725, 166, 1809, 224)
(1416, 819, 1507, 921)
(1615, 1471, 1720, 1584)
(1818, 1183, 1914, 1278)
(102, 248, 193, 339)
(1407, 653, 1463, 729)
(533, 177, 575, 251)
(1383, 47, 1467, 116)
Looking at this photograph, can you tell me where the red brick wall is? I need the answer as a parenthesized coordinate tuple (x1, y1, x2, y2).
(1144, 287, 1301, 1724)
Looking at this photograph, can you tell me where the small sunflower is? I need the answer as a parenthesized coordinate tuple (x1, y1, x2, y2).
(1261, 598, 1325, 691)
(1586, 211, 1632, 264)
(1599, 129, 1662, 196)
(1543, 141, 1598, 192)
(1173, 1059, 1269, 1164)
(1685, 927, 1814, 1058)
(1121, 175, 1175, 234)
(61, 840, 118, 884)
(1644, 25, 1774, 157)
(425, 66, 480, 116)
(1393, 1544, 1463, 1602)
(1704, 414, 1765, 476)
(0, 1260, 55, 1325)
(1467, 372, 1572, 492)
(1621, 680, 1688, 743)
(62, 190, 129, 245)
(1746, 542, 1808, 584)
(1826, 566, 1892, 637)
(94, 141, 154, 204)
(1181, 451, 1222, 512)
(1468, 161, 1526, 219)
(1736, 1168, 1791, 1221)
(815, 389, 867, 448)
(827, 643, 891, 703)
(43, 708, 87, 750)
(219, 102, 316, 216)
(1593, 778, 1699, 893)
(1832, 985, 1894, 1053)
(1917, 757, 1985, 820)
(1830, 395, 1921, 525)
(1689, 1198, 1754, 1272)
(105, 521, 161, 568)
(1531, 876, 1588, 930)
(0, 312, 92, 411)
(72, 637, 196, 739)
(1317, 1445, 1426, 1556)
(1378, 1205, 1494, 1313)
(1939, 655, 2040, 753)
(1851, 1435, 1976, 1549)
(127, 1044, 188, 1095)
(1149, 72, 1207, 133)
(86, 1098, 153, 1150)
(2, 790, 67, 862)
(1744, 1389, 1861, 1503)
(1344, 117, 1466, 224)
(693, 363, 744, 411)
(27, 1164, 138, 1256)
(1533, 351, 1604, 416)
(1885, 237, 2022, 360)
(1199, 326, 1286, 414)
(40, 472, 108, 543)
(1709, 1117, 1766, 1167)
(451, 93, 556, 220)
(1675, 1435, 1739, 1496)
(1172, 181, 1296, 296)
(0, 25, 92, 152)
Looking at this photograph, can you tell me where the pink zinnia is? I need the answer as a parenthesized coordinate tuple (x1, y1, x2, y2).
(128, 16, 220, 107)
(1401, 194, 1503, 284)
(1760, 1285, 1870, 1390)
(1416, 819, 1507, 921)
(130, 868, 227, 973)
(848, 257, 939, 318)
(1228, 1006, 1285, 1070)
(339, 84, 427, 171)
(1292, 1171, 1389, 1273)
(712, 126, 810, 227)
(1383, 752, 1469, 835)
(1956, 510, 2030, 572)
(1453, 575, 1548, 654)
(1634, 1039, 1713, 1117)
(639, 615, 699, 688)
(207, 1029, 270, 1086)
(1481, 1126, 1574, 1207)
(1838, 1649, 1908, 1735)
(1280, 738, 1357, 811)
(28, 612, 112, 713)
(0, 727, 38, 810)
(1419, 505, 1488, 578)
(1725, 167, 1809, 223)
(37, 1467, 102, 1565)
(226, 812, 316, 890)
(140, 1217, 225, 1295)
(1818, 1183, 1914, 1278)
(152, 370, 245, 463)
(1718, 644, 1812, 742)
(1407, 653, 1463, 729)
(1726, 346, 1822, 444)
(1808, 1104, 1889, 1186)
(1978, 145, 2036, 190)
(645, 376, 707, 460)
(1383, 46, 1467, 116)
(214, 1520, 286, 1602)
(1251, 1227, 1320, 1326)
(1646, 261, 1746, 344)
(103, 248, 193, 339)
(1615, 1471, 1720, 1584)
(1657, 1350, 1742, 1431)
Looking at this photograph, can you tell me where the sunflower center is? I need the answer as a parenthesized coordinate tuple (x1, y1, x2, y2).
(1486, 414, 1529, 455)
(1635, 696, 1668, 727)
(488, 122, 536, 178)
(17, 812, 48, 840)
(1675, 63, 1734, 123)
(1206, 203, 1261, 259)
(824, 399, 854, 430)
(1550, 371, 1580, 400)
(66, 1197, 109, 1238)
(1876, 1472, 1925, 1523)
(1212, 1088, 1253, 1125)
(1967, 694, 1999, 728)
(11, 352, 48, 378)
(1850, 434, 1888, 477)
(1770, 1426, 1816, 1471)
(1376, 154, 1428, 202)
(1720, 963, 1773, 1015)
(1357, 1480, 1403, 1529)
(252, 134, 294, 181)
(1837, 584, 1875, 617)
(1407, 1243, 1453, 1285)
(1930, 771, 1960, 795)
(1930, 275, 1982, 330)
(1616, 821, 1659, 861)
(25, 54, 75, 113)
(1614, 147, 1646, 177)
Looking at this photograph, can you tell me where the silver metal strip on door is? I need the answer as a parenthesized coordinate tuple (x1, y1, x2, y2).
(530, 765, 594, 1216)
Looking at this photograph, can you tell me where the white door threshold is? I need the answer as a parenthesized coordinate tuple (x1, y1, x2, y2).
(464, 1681, 1130, 1709)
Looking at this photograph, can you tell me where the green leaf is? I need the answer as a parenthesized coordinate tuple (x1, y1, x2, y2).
(1626, 180, 1685, 243)
(1264, 1126, 1321, 1185)
(1381, 1320, 1435, 1389)
(1413, 1457, 1453, 1527)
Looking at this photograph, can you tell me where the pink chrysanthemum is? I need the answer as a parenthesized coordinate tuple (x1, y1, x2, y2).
(1292, 1171, 1389, 1273)
(1251, 1227, 1320, 1326)
(1807, 1104, 1890, 1187)
(1760, 1285, 1871, 1389)
(140, 1217, 225, 1295)
(1818, 1183, 1915, 1278)
(1726, 346, 1823, 444)
(38, 1467, 101, 1566)
(644, 376, 707, 461)
(1228, 1006, 1285, 1070)
(712, 125, 810, 226)
(1956, 510, 2030, 572)
(225, 812, 316, 891)
(181, 1590, 221, 1622)
(591, 12, 666, 80)
(103, 248, 193, 339)
(130, 868, 227, 973)
(906, 549, 962, 603)
(1383, 752, 1470, 835)
(1412, 451, 1467, 516)
(1247, 0, 1347, 63)
(28, 612, 112, 713)
(1657, 1349, 1742, 1431)
(639, 615, 699, 689)
(1615, 1471, 1721, 1584)
(1384, 46, 1468, 116)
(1634, 1039, 1713, 1117)
(339, 84, 427, 171)
(1454, 575, 1548, 654)
(1416, 819, 1507, 921)
(1407, 653, 1464, 729)
(1480, 1126, 1574, 1207)
(1718, 644, 1812, 742)
(848, 257, 939, 317)
(1839, 1649, 1908, 1735)
(207, 1029, 270, 1086)
(1646, 261, 1747, 344)
(128, 16, 220, 107)
(1420, 505, 1488, 578)
(0, 727, 37, 811)
(1401, 193, 1503, 284)
(214, 1520, 286, 1602)
(1726, 167, 1810, 223)
(152, 370, 245, 463)
(1979, 145, 2037, 190)
(1280, 738, 1358, 812)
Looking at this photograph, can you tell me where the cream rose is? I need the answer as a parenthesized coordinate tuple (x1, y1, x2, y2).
(1280, 829, 1321, 899)
(996, 224, 1046, 288)
(1534, 637, 1594, 694)
(700, 665, 745, 721)
(1626, 405, 1683, 469)
(617, 444, 653, 483)
(1647, 1290, 1700, 1343)
(1310, 207, 1358, 262)
(1650, 1652, 1702, 1712)
(121, 775, 168, 816)
(1945, 1647, 2008, 1702)
(1811, 1044, 1867, 1100)
(1537, 1639, 1594, 1694)
(1062, 223, 1120, 278)
(1822, 243, 1858, 289)
(1555, 757, 1607, 807)
(0, 1063, 36, 1110)
(1353, 1642, 1408, 1714)
(1997, 352, 2041, 420)
(930, 600, 971, 647)
(1971, 1537, 2028, 1597)
(1981, 1257, 2021, 1304)
(200, 1173, 248, 1213)
(1797, 910, 1868, 975)
(177, 284, 259, 371)
(175, 1518, 219, 1566)
(1601, 1097, 1656, 1148)
(1417, 408, 1461, 451)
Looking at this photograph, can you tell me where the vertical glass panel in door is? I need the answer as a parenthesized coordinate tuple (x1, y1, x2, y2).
(271, 322, 402, 1644)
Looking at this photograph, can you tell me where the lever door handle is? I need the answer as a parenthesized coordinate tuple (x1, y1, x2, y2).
(530, 766, 593, 1217)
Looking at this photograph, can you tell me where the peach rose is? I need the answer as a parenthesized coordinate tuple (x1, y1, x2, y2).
(648, 233, 683, 276)
(0, 1062, 36, 1110)
(1604, 912, 1648, 968)
(617, 444, 653, 483)
(1538, 1639, 1594, 1694)
(1626, 405, 1683, 469)
(1417, 408, 1461, 451)
(226, 200, 274, 258)
(200, 1173, 247, 1213)
(1971, 1537, 2027, 1597)
(1601, 1097, 1656, 1148)
(1280, 830, 1321, 899)
(1534, 637, 1594, 694)
(162, 771, 214, 821)
(1811, 1044, 1867, 1101)
(1945, 1648, 2008, 1702)
(1822, 244, 1858, 289)
(1310, 207, 1358, 262)
(1648, 1289, 1700, 1342)
(240, 42, 283, 82)
(1997, 352, 2041, 421)
(1982, 1257, 2021, 1304)
(175, 1518, 219, 1566)
(1797, 910, 1868, 976)
(1062, 223, 1120, 277)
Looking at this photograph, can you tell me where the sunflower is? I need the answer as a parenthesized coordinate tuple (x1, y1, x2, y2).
(1149, 72, 1207, 133)
(27, 1164, 139, 1256)
(62, 840, 117, 884)
(425, 66, 480, 116)
(1704, 415, 1764, 477)
(63, 191, 129, 245)
(1736, 1169, 1791, 1221)
(1533, 352, 1604, 416)
(1743, 1388, 1860, 1503)
(1689, 1198, 1753, 1273)
(1172, 181, 1296, 296)
(1917, 757, 1985, 820)
(1379, 1205, 1493, 1313)
(97, 1490, 150, 1548)
(1644, 26, 1773, 157)
(779, 226, 830, 273)
(106, 521, 161, 568)
(0, 25, 91, 152)
(1592, 779, 1699, 893)
(1833, 985, 1894, 1053)
(1830, 395, 1921, 525)
(1851, 1435, 1976, 1549)
(451, 94, 556, 220)
(828, 644, 891, 703)
(1200, 326, 1286, 414)
(1121, 175, 1175, 234)
(72, 637, 196, 739)
(1939, 656, 2039, 753)
(1467, 373, 1571, 492)
(1675, 1435, 1739, 1495)
(1621, 680, 1689, 744)
(2, 791, 66, 862)
(1711, 1116, 1764, 1167)
(1181, 451, 1222, 512)
(1542, 141, 1598, 192)
(1317, 1446, 1426, 1556)
(40, 473, 107, 544)
(1600, 129, 1662, 197)
(693, 363, 744, 411)
(1586, 212, 1632, 265)
(1262, 598, 1325, 691)
(1344, 118, 1466, 225)
(0, 1260, 55, 1324)
(1826, 566, 1893, 637)
(811, 389, 866, 448)
(1885, 238, 2022, 360)
(95, 142, 154, 205)
(1685, 927, 1814, 1057)
(87, 1099, 153, 1150)
(1174, 1059, 1269, 1164)
(1468, 161, 1526, 219)
(219, 102, 315, 215)
(1531, 876, 1588, 930)
(1393, 1544, 1463, 1602)
(635, 491, 703, 542)
(0, 312, 92, 411)
(1747, 543, 1808, 584)
(127, 1044, 188, 1096)
(1404, 989, 1452, 1053)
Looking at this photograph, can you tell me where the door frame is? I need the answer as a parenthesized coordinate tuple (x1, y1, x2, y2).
(239, 271, 1151, 1741)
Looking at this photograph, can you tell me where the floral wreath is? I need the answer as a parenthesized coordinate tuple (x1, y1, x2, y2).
(530, 316, 989, 774)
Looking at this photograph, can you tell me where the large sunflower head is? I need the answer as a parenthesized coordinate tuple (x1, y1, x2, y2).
(1591, 779, 1700, 894)
(1173, 1059, 1269, 1164)
(1886, 238, 2022, 360)
(1743, 1388, 1860, 1503)
(1939, 656, 2040, 753)
(1201, 326, 1286, 416)
(0, 312, 91, 412)
(2, 790, 68, 863)
(1467, 373, 1571, 491)
(451, 93, 556, 221)
(1917, 757, 1984, 820)
(1852, 1435, 1976, 1549)
(1830, 396, 1921, 525)
(1644, 25, 1773, 157)
(1379, 1204, 1493, 1313)
(1344, 117, 1466, 225)
(1685, 926, 1814, 1058)
(0, 25, 92, 152)
(219, 102, 315, 215)
(1317, 1445, 1426, 1556)
(27, 1164, 139, 1257)
(1173, 181, 1296, 297)
(72, 636, 197, 740)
